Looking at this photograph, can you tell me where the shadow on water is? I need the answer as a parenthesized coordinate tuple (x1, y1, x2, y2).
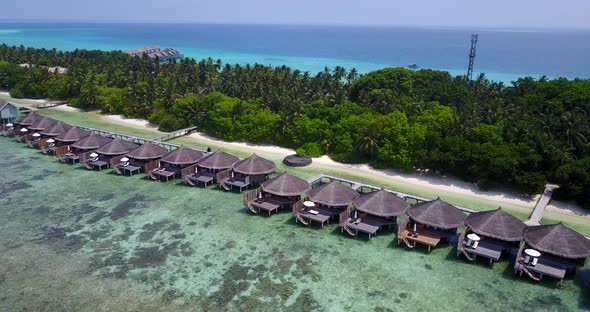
(575, 268, 590, 309)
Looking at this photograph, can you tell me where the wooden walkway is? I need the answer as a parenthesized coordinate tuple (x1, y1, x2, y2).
(152, 127, 198, 142)
(525, 184, 559, 226)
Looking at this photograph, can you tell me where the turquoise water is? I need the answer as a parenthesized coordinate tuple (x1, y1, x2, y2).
(1, 22, 590, 83)
(0, 136, 589, 311)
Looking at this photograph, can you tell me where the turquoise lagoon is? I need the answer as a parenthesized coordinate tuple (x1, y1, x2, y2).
(0, 137, 588, 311)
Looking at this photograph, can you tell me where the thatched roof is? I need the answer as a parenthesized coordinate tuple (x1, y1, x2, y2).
(126, 143, 169, 160)
(464, 208, 526, 242)
(28, 116, 57, 131)
(71, 133, 112, 150)
(198, 150, 239, 170)
(14, 112, 41, 126)
(161, 146, 205, 165)
(524, 223, 590, 259)
(407, 199, 466, 230)
(353, 189, 409, 217)
(96, 139, 139, 156)
(307, 182, 359, 207)
(233, 154, 277, 175)
(261, 173, 310, 197)
(54, 127, 91, 143)
(40, 121, 73, 136)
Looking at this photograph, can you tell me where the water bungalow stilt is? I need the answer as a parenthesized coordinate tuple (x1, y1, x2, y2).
(61, 133, 112, 164)
(514, 223, 590, 283)
(149, 146, 205, 182)
(398, 198, 466, 252)
(244, 172, 310, 215)
(294, 181, 359, 227)
(112, 143, 169, 176)
(458, 208, 526, 265)
(220, 154, 277, 192)
(184, 150, 239, 187)
(339, 189, 410, 239)
(49, 127, 91, 156)
(83, 139, 139, 170)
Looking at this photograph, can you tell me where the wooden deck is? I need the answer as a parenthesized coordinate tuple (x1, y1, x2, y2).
(151, 126, 198, 142)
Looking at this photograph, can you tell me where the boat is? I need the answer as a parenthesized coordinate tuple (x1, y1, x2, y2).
(407, 63, 419, 69)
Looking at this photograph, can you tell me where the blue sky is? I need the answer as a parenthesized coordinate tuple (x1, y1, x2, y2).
(2, 0, 589, 29)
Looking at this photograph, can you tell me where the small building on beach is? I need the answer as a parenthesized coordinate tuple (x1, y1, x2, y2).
(340, 189, 410, 239)
(514, 223, 590, 283)
(458, 208, 526, 265)
(0, 100, 19, 124)
(398, 198, 466, 252)
(244, 172, 310, 215)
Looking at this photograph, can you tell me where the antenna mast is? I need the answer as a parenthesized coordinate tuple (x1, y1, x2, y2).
(467, 33, 479, 82)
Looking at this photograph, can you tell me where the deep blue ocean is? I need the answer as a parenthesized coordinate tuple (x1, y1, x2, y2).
(1, 22, 589, 83)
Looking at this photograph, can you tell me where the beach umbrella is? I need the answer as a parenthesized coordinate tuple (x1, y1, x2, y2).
(20, 128, 28, 132)
(47, 139, 55, 143)
(6, 123, 13, 127)
(32, 133, 41, 137)
(120, 157, 130, 162)
(90, 152, 98, 158)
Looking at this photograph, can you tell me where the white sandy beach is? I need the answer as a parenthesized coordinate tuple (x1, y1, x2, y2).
(49, 106, 590, 218)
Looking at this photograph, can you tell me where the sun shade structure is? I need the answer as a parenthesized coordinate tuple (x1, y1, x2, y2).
(40, 121, 73, 137)
(307, 182, 359, 207)
(198, 150, 239, 170)
(71, 133, 112, 150)
(352, 189, 410, 217)
(96, 139, 139, 156)
(126, 143, 169, 160)
(407, 199, 466, 230)
(161, 146, 205, 165)
(233, 154, 277, 175)
(524, 223, 590, 259)
(261, 173, 310, 197)
(55, 127, 91, 143)
(464, 208, 526, 242)
(28, 117, 57, 131)
(14, 112, 42, 126)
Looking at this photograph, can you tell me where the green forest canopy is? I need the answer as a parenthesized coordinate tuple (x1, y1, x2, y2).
(1, 44, 590, 208)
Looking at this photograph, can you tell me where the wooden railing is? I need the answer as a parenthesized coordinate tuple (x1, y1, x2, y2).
(243, 189, 258, 205)
(180, 164, 197, 178)
(216, 169, 231, 183)
(151, 126, 198, 141)
(78, 151, 92, 164)
(109, 155, 126, 169)
(55, 145, 70, 156)
(143, 159, 160, 173)
(292, 199, 304, 216)
(339, 207, 352, 226)
(37, 138, 49, 149)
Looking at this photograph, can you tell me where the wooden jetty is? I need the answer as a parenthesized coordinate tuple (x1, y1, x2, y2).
(151, 126, 198, 142)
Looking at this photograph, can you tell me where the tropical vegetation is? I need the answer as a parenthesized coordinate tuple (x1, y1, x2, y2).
(1, 44, 590, 208)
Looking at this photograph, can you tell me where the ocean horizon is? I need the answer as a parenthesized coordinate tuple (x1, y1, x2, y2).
(1, 21, 589, 83)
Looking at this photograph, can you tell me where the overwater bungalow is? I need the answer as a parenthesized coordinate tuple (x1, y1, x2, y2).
(33, 121, 73, 149)
(13, 112, 42, 142)
(458, 208, 526, 265)
(24, 117, 57, 147)
(47, 127, 91, 156)
(339, 189, 410, 239)
(113, 142, 169, 176)
(294, 181, 360, 227)
(398, 199, 466, 252)
(184, 150, 239, 187)
(82, 139, 139, 171)
(60, 133, 112, 164)
(149, 146, 205, 182)
(219, 154, 277, 192)
(244, 173, 310, 215)
(514, 223, 590, 283)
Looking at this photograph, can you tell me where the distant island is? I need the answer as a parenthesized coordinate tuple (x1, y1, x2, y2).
(1, 44, 589, 209)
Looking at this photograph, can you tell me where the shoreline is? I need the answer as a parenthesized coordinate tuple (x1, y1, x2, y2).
(44, 105, 590, 224)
